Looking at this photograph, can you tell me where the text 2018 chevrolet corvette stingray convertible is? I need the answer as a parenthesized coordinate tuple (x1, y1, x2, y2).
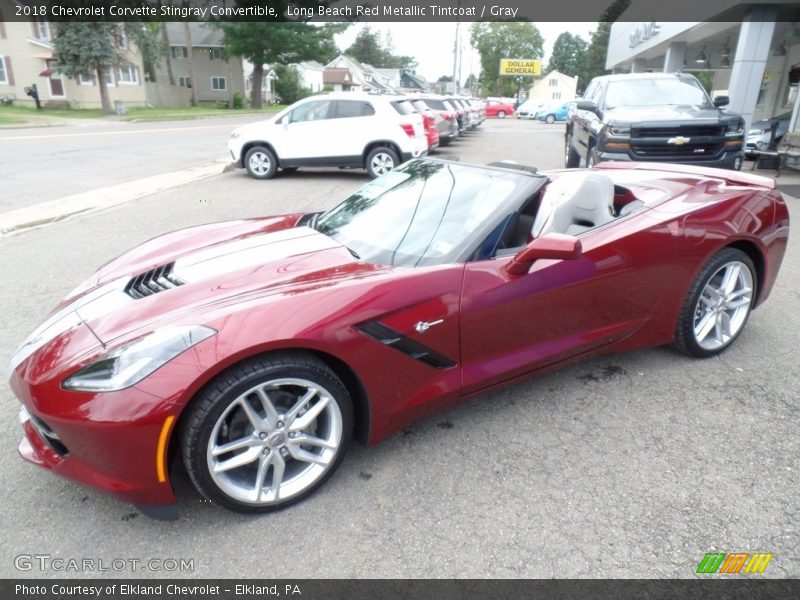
(9, 158, 789, 519)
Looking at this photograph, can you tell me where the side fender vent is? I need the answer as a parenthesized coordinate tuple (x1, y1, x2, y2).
(124, 263, 185, 299)
(358, 322, 455, 369)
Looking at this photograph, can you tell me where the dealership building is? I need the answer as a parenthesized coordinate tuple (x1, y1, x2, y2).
(607, 1, 800, 133)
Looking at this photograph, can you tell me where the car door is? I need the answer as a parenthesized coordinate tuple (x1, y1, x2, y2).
(276, 98, 335, 164)
(573, 80, 602, 158)
(329, 99, 377, 164)
(458, 212, 677, 396)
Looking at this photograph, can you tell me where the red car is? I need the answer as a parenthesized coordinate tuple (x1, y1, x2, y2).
(484, 100, 515, 118)
(9, 159, 789, 519)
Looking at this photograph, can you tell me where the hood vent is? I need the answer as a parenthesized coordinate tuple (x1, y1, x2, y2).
(124, 263, 185, 299)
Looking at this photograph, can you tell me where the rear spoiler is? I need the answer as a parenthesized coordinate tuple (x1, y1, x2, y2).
(594, 161, 775, 189)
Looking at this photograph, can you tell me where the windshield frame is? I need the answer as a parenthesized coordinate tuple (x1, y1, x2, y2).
(314, 159, 546, 268)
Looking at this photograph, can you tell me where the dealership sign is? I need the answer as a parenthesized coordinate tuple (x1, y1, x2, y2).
(499, 59, 542, 76)
(629, 21, 661, 48)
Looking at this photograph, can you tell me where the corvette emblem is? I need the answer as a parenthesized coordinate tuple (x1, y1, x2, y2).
(668, 136, 691, 145)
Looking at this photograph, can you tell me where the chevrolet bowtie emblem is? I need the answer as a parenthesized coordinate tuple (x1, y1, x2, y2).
(668, 136, 691, 145)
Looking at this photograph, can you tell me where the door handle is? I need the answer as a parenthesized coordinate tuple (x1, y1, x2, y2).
(415, 319, 444, 333)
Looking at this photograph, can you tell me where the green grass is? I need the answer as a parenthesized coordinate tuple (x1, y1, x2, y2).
(123, 105, 286, 122)
(0, 103, 286, 126)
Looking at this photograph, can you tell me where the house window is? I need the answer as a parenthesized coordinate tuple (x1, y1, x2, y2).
(35, 21, 51, 41)
(178, 76, 191, 88)
(209, 48, 223, 60)
(211, 76, 226, 91)
(552, 92, 561, 100)
(103, 69, 115, 85)
(117, 64, 139, 85)
(171, 47, 188, 59)
(79, 74, 94, 85)
(0, 56, 7, 84)
(549, 78, 558, 86)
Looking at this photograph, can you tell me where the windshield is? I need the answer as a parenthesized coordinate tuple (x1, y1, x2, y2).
(315, 160, 527, 267)
(605, 77, 712, 109)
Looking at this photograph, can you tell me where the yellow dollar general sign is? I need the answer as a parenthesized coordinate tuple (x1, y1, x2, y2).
(499, 58, 541, 76)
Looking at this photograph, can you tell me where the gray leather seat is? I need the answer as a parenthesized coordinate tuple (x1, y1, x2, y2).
(532, 172, 616, 237)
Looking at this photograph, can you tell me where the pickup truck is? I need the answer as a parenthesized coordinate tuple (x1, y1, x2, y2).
(565, 73, 745, 170)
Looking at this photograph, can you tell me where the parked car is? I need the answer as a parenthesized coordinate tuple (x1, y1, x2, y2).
(445, 97, 473, 133)
(484, 99, 515, 119)
(516, 100, 544, 119)
(535, 102, 571, 123)
(228, 92, 428, 180)
(415, 96, 459, 145)
(409, 99, 441, 152)
(746, 111, 792, 157)
(565, 73, 745, 170)
(10, 157, 788, 518)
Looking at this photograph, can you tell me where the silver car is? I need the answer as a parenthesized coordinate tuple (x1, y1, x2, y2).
(415, 96, 459, 145)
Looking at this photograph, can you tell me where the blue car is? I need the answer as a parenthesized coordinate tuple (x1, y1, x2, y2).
(536, 102, 571, 124)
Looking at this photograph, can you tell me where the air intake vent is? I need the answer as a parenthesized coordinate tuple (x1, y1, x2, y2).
(124, 263, 185, 299)
(359, 322, 455, 369)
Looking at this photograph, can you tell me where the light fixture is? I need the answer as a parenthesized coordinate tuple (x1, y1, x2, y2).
(774, 40, 787, 56)
(721, 36, 731, 57)
(695, 45, 708, 63)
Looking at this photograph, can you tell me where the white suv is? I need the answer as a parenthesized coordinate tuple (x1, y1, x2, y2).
(228, 92, 428, 179)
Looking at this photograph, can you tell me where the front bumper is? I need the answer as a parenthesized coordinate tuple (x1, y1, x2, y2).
(596, 148, 744, 170)
(11, 367, 182, 518)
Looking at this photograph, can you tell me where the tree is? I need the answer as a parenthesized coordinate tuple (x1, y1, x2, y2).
(470, 22, 544, 96)
(217, 5, 345, 108)
(546, 32, 589, 90)
(126, 23, 162, 84)
(53, 22, 126, 114)
(347, 26, 385, 66)
(273, 65, 311, 104)
(585, 0, 631, 83)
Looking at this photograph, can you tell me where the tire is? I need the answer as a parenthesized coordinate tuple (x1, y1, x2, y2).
(497, 111, 506, 119)
(672, 248, 757, 358)
(565, 133, 580, 168)
(366, 146, 399, 179)
(545, 114, 555, 124)
(181, 352, 354, 513)
(244, 146, 277, 180)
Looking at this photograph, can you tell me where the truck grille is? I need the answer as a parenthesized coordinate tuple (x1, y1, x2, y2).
(634, 125, 725, 137)
(124, 263, 185, 299)
(631, 142, 724, 159)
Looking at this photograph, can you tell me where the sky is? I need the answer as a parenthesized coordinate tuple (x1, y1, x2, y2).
(334, 22, 598, 83)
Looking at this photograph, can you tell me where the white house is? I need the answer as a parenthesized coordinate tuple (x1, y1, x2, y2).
(528, 70, 578, 106)
(294, 61, 325, 93)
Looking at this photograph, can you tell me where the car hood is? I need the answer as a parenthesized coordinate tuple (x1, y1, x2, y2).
(605, 105, 735, 124)
(11, 220, 382, 373)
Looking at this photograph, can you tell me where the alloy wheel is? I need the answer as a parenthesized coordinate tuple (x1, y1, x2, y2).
(692, 260, 753, 351)
(206, 377, 343, 505)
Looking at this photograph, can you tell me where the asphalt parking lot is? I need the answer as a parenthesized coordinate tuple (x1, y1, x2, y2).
(0, 118, 797, 579)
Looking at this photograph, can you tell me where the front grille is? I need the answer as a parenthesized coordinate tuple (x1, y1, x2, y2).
(124, 263, 185, 299)
(633, 125, 725, 137)
(27, 411, 69, 456)
(631, 142, 723, 159)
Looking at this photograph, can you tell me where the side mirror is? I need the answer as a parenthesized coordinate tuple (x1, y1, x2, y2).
(713, 95, 730, 108)
(505, 233, 582, 275)
(576, 100, 599, 114)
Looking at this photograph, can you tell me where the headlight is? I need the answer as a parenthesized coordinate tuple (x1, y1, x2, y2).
(62, 325, 216, 392)
(726, 121, 744, 134)
(607, 124, 631, 136)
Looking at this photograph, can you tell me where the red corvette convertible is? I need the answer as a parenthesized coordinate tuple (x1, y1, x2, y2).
(9, 158, 789, 519)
